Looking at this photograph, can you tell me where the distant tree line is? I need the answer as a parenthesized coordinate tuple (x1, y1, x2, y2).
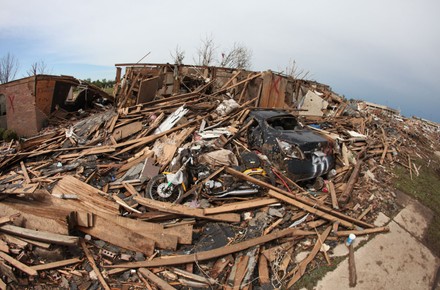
(83, 78, 115, 89)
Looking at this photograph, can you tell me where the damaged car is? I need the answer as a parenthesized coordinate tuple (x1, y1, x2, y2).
(246, 109, 335, 181)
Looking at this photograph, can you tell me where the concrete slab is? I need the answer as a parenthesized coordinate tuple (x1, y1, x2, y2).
(315, 221, 438, 290)
(330, 236, 368, 257)
(394, 201, 433, 240)
(373, 212, 390, 227)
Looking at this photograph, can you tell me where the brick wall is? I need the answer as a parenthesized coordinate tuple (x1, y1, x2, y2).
(0, 78, 40, 137)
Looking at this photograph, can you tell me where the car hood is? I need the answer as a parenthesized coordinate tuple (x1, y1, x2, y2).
(276, 130, 329, 151)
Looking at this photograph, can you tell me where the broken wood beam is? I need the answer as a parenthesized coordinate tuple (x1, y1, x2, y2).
(0, 224, 79, 246)
(80, 239, 111, 290)
(30, 258, 82, 271)
(348, 243, 357, 287)
(0, 251, 37, 276)
(203, 198, 279, 215)
(287, 226, 332, 288)
(339, 160, 363, 205)
(327, 181, 339, 210)
(171, 268, 216, 285)
(225, 167, 373, 229)
(138, 268, 176, 290)
(267, 189, 357, 229)
(335, 226, 389, 237)
(107, 228, 310, 269)
(134, 196, 240, 223)
(78, 215, 156, 255)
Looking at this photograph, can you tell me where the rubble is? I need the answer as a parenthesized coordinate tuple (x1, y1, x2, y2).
(0, 63, 439, 289)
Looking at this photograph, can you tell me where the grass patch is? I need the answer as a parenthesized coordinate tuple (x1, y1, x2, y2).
(394, 158, 440, 256)
(103, 87, 114, 95)
(291, 256, 345, 290)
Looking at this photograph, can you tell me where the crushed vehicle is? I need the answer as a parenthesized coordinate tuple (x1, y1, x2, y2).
(246, 109, 335, 181)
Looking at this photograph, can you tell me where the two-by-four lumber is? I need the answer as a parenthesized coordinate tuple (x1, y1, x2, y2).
(339, 160, 363, 204)
(225, 167, 373, 229)
(80, 239, 110, 290)
(0, 224, 79, 246)
(203, 198, 279, 215)
(134, 196, 240, 223)
(327, 181, 339, 209)
(0, 251, 37, 276)
(138, 268, 176, 290)
(287, 226, 332, 288)
(107, 228, 311, 269)
(266, 189, 357, 229)
(30, 258, 82, 271)
(335, 226, 389, 236)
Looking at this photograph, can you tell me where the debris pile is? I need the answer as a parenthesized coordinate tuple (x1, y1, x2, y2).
(0, 64, 439, 289)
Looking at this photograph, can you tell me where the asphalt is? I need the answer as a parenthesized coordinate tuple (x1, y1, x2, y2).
(313, 196, 439, 290)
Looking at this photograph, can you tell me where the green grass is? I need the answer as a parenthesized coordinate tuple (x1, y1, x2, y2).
(394, 158, 440, 257)
(291, 256, 345, 290)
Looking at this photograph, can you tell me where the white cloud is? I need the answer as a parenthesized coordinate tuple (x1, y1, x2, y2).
(1, 0, 439, 121)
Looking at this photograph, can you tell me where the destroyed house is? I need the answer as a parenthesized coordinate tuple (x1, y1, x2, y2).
(0, 75, 110, 137)
(113, 63, 346, 115)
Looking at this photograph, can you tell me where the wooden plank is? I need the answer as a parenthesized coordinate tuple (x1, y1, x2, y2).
(80, 239, 110, 290)
(349, 244, 357, 287)
(287, 226, 332, 288)
(171, 268, 216, 285)
(0, 277, 6, 290)
(134, 196, 240, 223)
(233, 255, 249, 289)
(0, 251, 37, 276)
(0, 224, 78, 246)
(210, 255, 233, 279)
(327, 181, 339, 210)
(267, 190, 355, 229)
(3, 183, 38, 195)
(114, 116, 203, 156)
(108, 215, 178, 250)
(78, 215, 155, 255)
(52, 175, 119, 215)
(113, 195, 142, 214)
(0, 240, 9, 253)
(20, 161, 31, 184)
(19, 237, 51, 249)
(203, 198, 279, 215)
(0, 200, 70, 235)
(138, 268, 176, 290)
(339, 160, 363, 205)
(225, 167, 374, 229)
(107, 228, 309, 269)
(112, 121, 143, 141)
(335, 226, 389, 237)
(30, 258, 82, 271)
(357, 205, 372, 220)
(0, 261, 16, 283)
(58, 146, 115, 159)
(258, 254, 270, 286)
(163, 223, 193, 245)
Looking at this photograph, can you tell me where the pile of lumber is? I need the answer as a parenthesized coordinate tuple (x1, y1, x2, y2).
(0, 64, 439, 289)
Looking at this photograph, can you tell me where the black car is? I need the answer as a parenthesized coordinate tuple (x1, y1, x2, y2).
(246, 109, 335, 181)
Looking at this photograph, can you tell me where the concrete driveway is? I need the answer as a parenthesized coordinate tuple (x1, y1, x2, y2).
(315, 199, 439, 290)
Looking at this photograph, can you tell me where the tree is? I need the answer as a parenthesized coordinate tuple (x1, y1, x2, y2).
(284, 59, 311, 80)
(0, 53, 19, 84)
(194, 34, 216, 66)
(170, 45, 185, 65)
(220, 42, 252, 69)
(27, 60, 51, 76)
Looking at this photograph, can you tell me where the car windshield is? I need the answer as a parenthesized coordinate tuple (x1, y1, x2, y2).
(267, 116, 300, 130)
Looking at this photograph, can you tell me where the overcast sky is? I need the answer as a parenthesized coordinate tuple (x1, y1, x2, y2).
(1, 0, 439, 122)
